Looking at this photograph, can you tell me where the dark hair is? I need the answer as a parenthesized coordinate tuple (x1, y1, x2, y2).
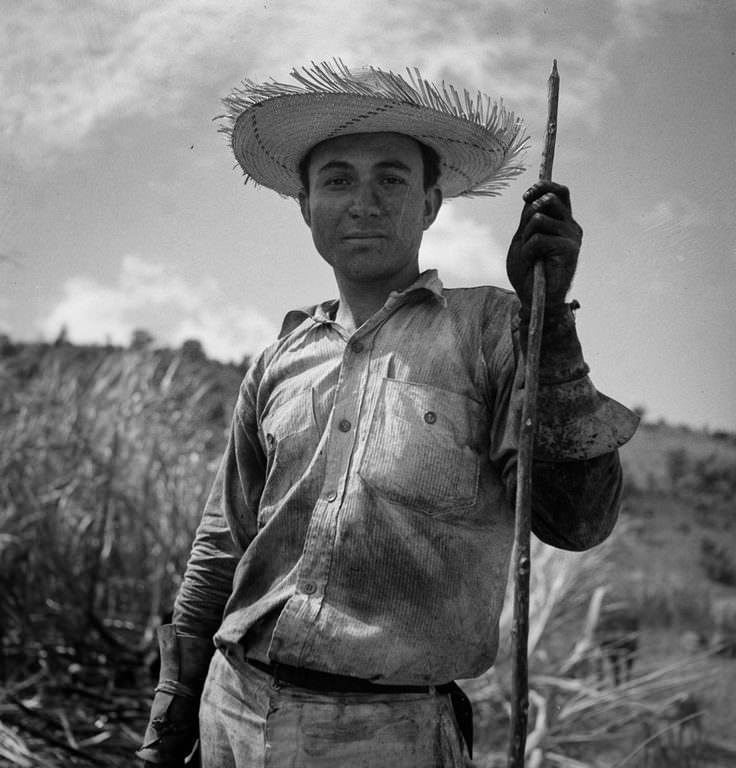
(298, 138, 441, 193)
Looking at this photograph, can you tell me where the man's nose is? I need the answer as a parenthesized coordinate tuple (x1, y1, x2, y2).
(348, 182, 381, 217)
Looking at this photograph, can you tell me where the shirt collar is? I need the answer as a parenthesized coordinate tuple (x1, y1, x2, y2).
(399, 269, 446, 304)
(279, 270, 446, 338)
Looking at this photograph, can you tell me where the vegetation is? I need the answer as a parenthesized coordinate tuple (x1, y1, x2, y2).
(1, 337, 735, 766)
(0, 339, 241, 765)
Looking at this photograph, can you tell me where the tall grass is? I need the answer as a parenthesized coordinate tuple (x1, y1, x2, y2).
(1, 344, 731, 766)
(0, 345, 237, 686)
(466, 527, 722, 767)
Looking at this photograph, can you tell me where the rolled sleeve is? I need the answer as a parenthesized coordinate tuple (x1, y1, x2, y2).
(497, 300, 639, 551)
(515, 303, 639, 461)
(535, 378, 640, 461)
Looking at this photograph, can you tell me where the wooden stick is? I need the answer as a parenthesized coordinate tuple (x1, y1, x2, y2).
(506, 60, 559, 768)
(539, 60, 559, 183)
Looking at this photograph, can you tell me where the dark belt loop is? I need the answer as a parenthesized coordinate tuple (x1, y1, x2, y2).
(446, 681, 474, 759)
(271, 661, 283, 689)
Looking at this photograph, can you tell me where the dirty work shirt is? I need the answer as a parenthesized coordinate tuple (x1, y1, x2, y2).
(174, 270, 634, 685)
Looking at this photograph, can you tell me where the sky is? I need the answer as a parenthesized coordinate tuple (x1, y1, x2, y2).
(2, 0, 735, 432)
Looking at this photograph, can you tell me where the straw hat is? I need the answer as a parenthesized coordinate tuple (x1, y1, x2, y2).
(219, 60, 529, 199)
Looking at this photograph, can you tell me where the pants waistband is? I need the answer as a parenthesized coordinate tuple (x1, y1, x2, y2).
(246, 657, 454, 696)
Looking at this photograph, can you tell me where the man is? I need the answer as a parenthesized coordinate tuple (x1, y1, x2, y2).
(138, 62, 638, 767)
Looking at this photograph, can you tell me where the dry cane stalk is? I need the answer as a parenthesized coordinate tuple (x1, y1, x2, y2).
(506, 60, 559, 768)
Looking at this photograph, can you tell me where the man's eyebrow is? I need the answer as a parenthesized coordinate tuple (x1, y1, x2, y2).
(314, 159, 414, 175)
(315, 160, 353, 175)
(374, 160, 413, 173)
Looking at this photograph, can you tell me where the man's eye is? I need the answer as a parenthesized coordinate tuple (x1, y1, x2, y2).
(324, 177, 350, 187)
(381, 176, 406, 185)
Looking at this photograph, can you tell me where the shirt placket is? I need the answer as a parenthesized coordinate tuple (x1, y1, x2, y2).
(267, 333, 374, 659)
(270, 299, 413, 664)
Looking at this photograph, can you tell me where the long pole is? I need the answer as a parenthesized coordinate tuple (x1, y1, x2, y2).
(506, 60, 559, 768)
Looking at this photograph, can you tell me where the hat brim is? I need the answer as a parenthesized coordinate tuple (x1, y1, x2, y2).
(221, 63, 528, 199)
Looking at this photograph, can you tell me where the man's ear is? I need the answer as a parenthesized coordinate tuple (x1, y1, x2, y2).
(422, 185, 443, 231)
(298, 190, 311, 227)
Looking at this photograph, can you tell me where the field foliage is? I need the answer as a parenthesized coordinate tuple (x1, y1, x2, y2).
(1, 341, 735, 766)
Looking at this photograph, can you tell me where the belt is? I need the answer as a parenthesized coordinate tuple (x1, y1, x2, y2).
(246, 657, 474, 759)
(246, 657, 453, 695)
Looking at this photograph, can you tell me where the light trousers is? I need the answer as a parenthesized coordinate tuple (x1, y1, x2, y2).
(199, 648, 470, 767)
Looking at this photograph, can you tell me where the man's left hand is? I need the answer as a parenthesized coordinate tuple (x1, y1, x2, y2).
(506, 181, 582, 316)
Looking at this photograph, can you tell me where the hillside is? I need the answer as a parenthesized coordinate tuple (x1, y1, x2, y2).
(1, 340, 735, 766)
(615, 423, 736, 756)
(621, 420, 736, 492)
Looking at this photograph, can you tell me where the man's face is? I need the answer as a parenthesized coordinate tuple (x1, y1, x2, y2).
(298, 132, 442, 290)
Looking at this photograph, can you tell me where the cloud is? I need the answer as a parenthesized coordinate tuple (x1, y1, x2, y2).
(40, 254, 277, 361)
(636, 194, 718, 261)
(639, 195, 716, 232)
(0, 295, 9, 334)
(2, 0, 660, 164)
(612, 0, 717, 38)
(2, 0, 241, 159)
(419, 205, 511, 288)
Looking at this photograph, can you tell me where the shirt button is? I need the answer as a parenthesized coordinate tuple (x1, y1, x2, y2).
(424, 411, 437, 424)
(351, 341, 364, 353)
(338, 418, 352, 432)
(266, 433, 275, 446)
(326, 491, 337, 502)
(303, 581, 317, 595)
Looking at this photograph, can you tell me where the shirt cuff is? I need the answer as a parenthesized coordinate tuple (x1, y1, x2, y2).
(535, 376, 640, 461)
(515, 301, 640, 460)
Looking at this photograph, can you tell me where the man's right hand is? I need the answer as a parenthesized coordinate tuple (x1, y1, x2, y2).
(136, 624, 213, 767)
(137, 687, 200, 766)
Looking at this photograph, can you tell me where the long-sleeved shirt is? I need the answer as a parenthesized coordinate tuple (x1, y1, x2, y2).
(173, 270, 638, 685)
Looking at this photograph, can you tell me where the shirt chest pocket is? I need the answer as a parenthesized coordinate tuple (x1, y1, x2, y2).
(358, 379, 481, 514)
